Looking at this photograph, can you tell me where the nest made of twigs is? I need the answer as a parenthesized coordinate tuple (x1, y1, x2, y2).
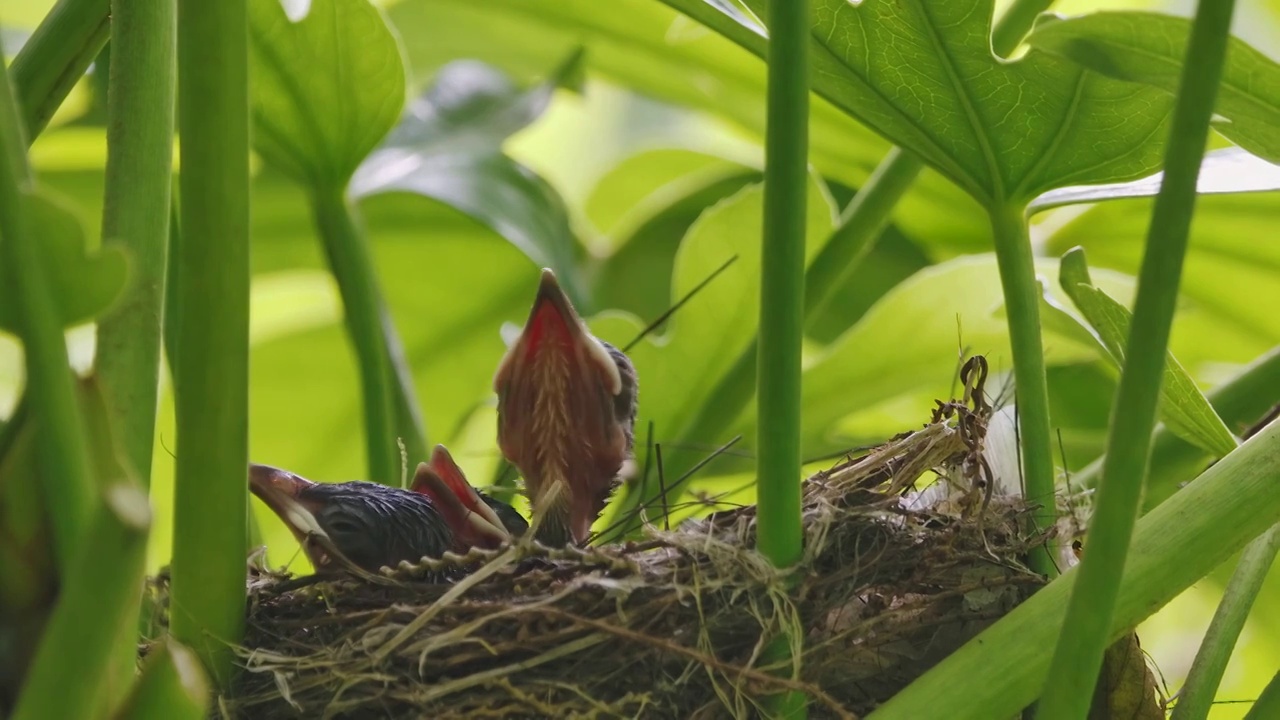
(144, 358, 1052, 719)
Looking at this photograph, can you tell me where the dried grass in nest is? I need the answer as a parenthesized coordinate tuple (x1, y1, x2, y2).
(144, 359, 1051, 719)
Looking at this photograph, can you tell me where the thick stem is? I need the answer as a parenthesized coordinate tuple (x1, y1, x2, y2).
(1036, 1, 1238, 717)
(758, 0, 809, 714)
(610, 0, 1062, 538)
(867, 420, 1280, 720)
(311, 188, 407, 484)
(988, 202, 1057, 577)
(9, 0, 111, 140)
(9, 485, 151, 720)
(0, 36, 95, 577)
(98, 0, 176, 486)
(115, 640, 209, 720)
(1172, 523, 1280, 720)
(95, 0, 175, 708)
(757, 0, 808, 569)
(169, 0, 250, 688)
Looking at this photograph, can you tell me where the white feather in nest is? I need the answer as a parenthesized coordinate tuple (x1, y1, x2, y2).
(899, 399, 1085, 571)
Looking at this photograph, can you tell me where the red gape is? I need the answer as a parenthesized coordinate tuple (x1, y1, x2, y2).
(410, 445, 509, 552)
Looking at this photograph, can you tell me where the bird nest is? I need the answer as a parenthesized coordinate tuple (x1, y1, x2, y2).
(143, 359, 1051, 719)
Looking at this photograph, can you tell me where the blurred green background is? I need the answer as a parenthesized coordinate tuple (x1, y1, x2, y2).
(2, 0, 1278, 715)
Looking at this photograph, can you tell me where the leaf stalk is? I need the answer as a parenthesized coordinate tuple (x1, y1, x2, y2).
(1036, 0, 1239, 716)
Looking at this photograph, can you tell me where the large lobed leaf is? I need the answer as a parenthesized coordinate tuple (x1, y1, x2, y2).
(675, 0, 1173, 204)
(1027, 11, 1280, 164)
(248, 0, 407, 186)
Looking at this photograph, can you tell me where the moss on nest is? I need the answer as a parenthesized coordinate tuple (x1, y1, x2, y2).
(143, 357, 1052, 719)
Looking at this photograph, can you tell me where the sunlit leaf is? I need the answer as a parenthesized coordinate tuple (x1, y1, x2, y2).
(385, 0, 995, 251)
(584, 148, 756, 245)
(1058, 248, 1239, 457)
(1027, 10, 1280, 164)
(0, 190, 128, 333)
(683, 0, 1177, 203)
(589, 152, 762, 321)
(589, 173, 838, 527)
(350, 53, 588, 307)
(248, 0, 406, 185)
(386, 0, 890, 180)
(1032, 148, 1280, 213)
(775, 253, 1237, 454)
(1044, 191, 1280, 367)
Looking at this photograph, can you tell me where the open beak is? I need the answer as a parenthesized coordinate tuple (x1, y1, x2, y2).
(410, 445, 510, 550)
(248, 464, 333, 567)
(493, 269, 632, 545)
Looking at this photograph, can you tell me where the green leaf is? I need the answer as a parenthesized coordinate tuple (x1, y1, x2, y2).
(1031, 147, 1280, 213)
(1026, 10, 1280, 164)
(589, 173, 838, 528)
(589, 153, 762, 322)
(248, 0, 406, 186)
(1059, 248, 1239, 457)
(384, 0, 995, 251)
(706, 0, 1175, 203)
(584, 148, 757, 246)
(350, 54, 588, 308)
(0, 189, 128, 332)
(116, 639, 209, 720)
(1044, 191, 1280, 367)
(0, 377, 138, 713)
(779, 255, 1099, 454)
(386, 0, 890, 182)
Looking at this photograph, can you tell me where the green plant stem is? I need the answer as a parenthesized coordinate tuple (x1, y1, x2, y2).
(10, 484, 150, 720)
(803, 147, 923, 327)
(757, 0, 809, 715)
(311, 188, 404, 484)
(159, 194, 267, 550)
(0, 40, 95, 577)
(169, 0, 250, 689)
(116, 639, 209, 720)
(1036, 2, 1237, 717)
(757, 0, 807, 576)
(1172, 522, 1280, 720)
(1244, 669, 1280, 720)
(610, 0, 1061, 540)
(163, 194, 182, 377)
(95, 0, 175, 709)
(98, 0, 176, 486)
(867, 419, 1280, 720)
(988, 202, 1057, 577)
(9, 0, 110, 140)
